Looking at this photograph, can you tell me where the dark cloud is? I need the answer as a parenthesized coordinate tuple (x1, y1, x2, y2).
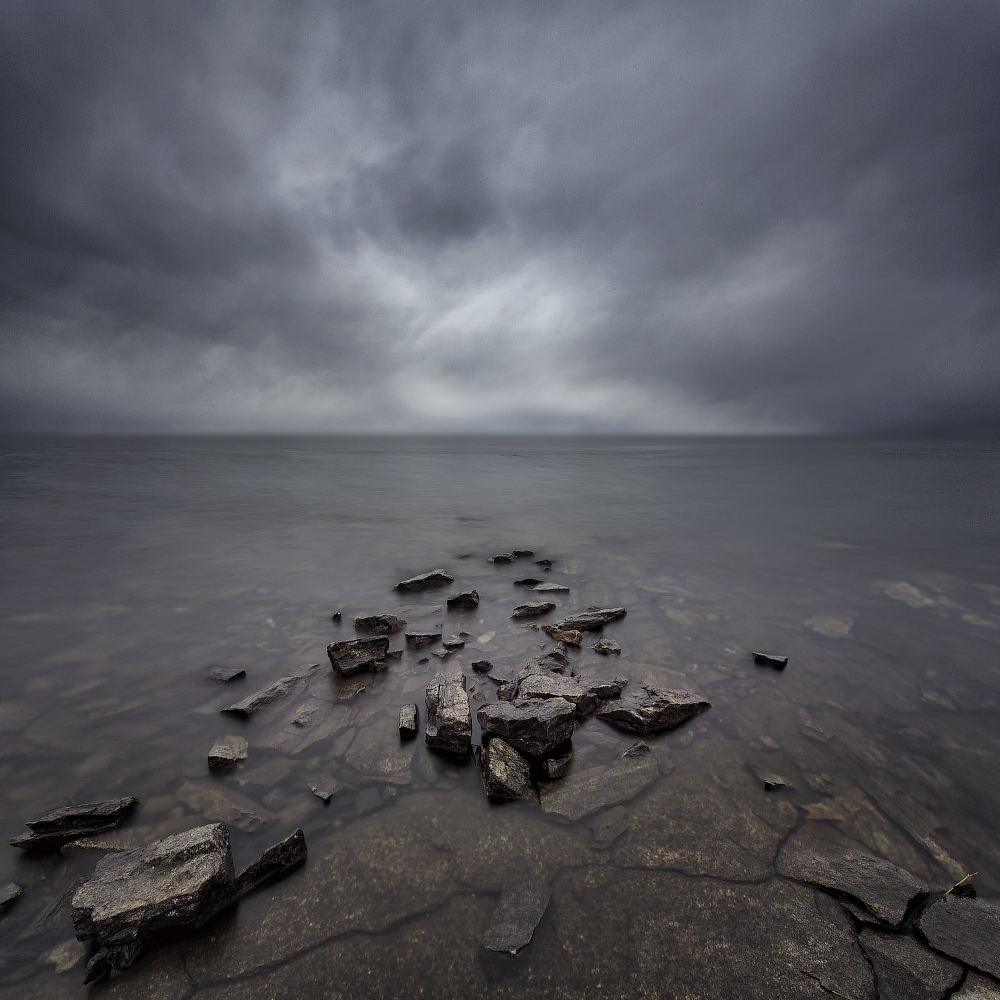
(1, 0, 997, 432)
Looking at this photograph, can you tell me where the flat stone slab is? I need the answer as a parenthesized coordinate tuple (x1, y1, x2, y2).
(395, 570, 454, 591)
(596, 683, 710, 735)
(481, 738, 532, 800)
(354, 614, 407, 632)
(208, 735, 248, 768)
(552, 607, 626, 631)
(0, 882, 23, 914)
(511, 602, 556, 618)
(425, 670, 472, 755)
(10, 797, 139, 851)
(917, 895, 1000, 978)
(859, 928, 962, 1000)
(481, 881, 550, 954)
(327, 637, 390, 676)
(447, 590, 479, 609)
(477, 698, 576, 757)
(539, 750, 660, 821)
(776, 849, 928, 928)
(205, 666, 246, 682)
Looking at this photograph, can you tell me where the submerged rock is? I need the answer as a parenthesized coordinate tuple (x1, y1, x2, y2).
(471, 660, 493, 673)
(481, 738, 532, 800)
(539, 747, 660, 821)
(399, 703, 418, 737)
(758, 772, 786, 791)
(531, 582, 570, 593)
(205, 666, 246, 683)
(11, 797, 139, 852)
(622, 741, 650, 758)
(481, 881, 550, 955)
(596, 683, 710, 735)
(395, 570, 454, 591)
(176, 782, 269, 833)
(591, 637, 621, 654)
(208, 735, 249, 768)
(327, 637, 390, 676)
(752, 651, 788, 669)
(859, 928, 962, 1000)
(425, 669, 472, 755)
(917, 895, 1000, 978)
(222, 669, 316, 717)
(0, 882, 24, 915)
(511, 602, 556, 619)
(477, 698, 576, 757)
(354, 614, 407, 633)
(590, 805, 630, 847)
(552, 607, 626, 631)
(405, 631, 442, 649)
(776, 850, 928, 928)
(447, 590, 479, 609)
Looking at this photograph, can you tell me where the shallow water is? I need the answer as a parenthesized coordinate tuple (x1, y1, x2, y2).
(1, 436, 998, 998)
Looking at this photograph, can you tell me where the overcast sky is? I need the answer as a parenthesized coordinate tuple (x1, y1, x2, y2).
(1, 0, 997, 433)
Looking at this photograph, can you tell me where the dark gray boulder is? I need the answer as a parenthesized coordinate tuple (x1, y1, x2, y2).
(587, 676, 628, 700)
(0, 882, 24, 915)
(552, 607, 627, 631)
(859, 928, 962, 1000)
(752, 651, 788, 669)
(327, 637, 390, 676)
(11, 797, 139, 852)
(405, 631, 442, 649)
(447, 590, 479, 609)
(481, 881, 550, 954)
(330, 612, 341, 622)
(477, 698, 576, 756)
(472, 659, 493, 673)
(511, 602, 556, 619)
(917, 895, 1000, 978)
(205, 666, 246, 682)
(395, 570, 454, 591)
(622, 740, 650, 758)
(207, 735, 248, 768)
(399, 704, 418, 737)
(777, 850, 928, 928)
(596, 683, 709, 735)
(515, 671, 600, 717)
(481, 738, 532, 800)
(425, 669, 472, 755)
(592, 637, 621, 654)
(354, 614, 407, 633)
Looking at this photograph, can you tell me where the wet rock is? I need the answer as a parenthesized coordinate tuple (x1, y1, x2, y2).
(208, 735, 248, 768)
(354, 614, 407, 633)
(205, 666, 246, 683)
(542, 626, 582, 645)
(331, 612, 342, 623)
(385, 648, 403, 660)
(758, 772, 786, 791)
(477, 698, 576, 757)
(471, 659, 493, 673)
(442, 638, 465, 649)
(425, 669, 472, 755)
(447, 590, 479, 609)
(497, 680, 518, 702)
(327, 637, 390, 676)
(481, 738, 532, 800)
(514, 578, 544, 586)
(752, 651, 788, 669)
(0, 883, 23, 915)
(511, 602, 556, 619)
(953, 972, 1000, 999)
(591, 805, 630, 847)
(535, 558, 553, 566)
(222, 670, 313, 717)
(592, 636, 621, 654)
(531, 582, 570, 593)
(511, 550, 534, 558)
(293, 699, 324, 725)
(399, 703, 418, 737)
(395, 570, 454, 591)
(515, 671, 599, 716)
(232, 827, 306, 897)
(11, 797, 140, 852)
(310, 785, 334, 803)
(541, 754, 573, 780)
(490, 553, 516, 563)
(596, 683, 710, 735)
(481, 881, 550, 954)
(776, 850, 928, 928)
(917, 895, 1000, 978)
(539, 747, 660, 821)
(552, 607, 627, 631)
(405, 631, 442, 649)
(417, 657, 429, 665)
(859, 928, 962, 1000)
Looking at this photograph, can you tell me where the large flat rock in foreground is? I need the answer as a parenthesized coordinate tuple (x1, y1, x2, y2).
(917, 895, 1000, 979)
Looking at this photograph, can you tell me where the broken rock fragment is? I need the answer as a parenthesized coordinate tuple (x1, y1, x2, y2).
(405, 631, 442, 649)
(326, 637, 390, 676)
(399, 703, 418, 737)
(917, 895, 1000, 979)
(592, 636, 621, 654)
(596, 683, 710, 735)
(477, 698, 576, 757)
(208, 735, 248, 768)
(11, 797, 140, 852)
(552, 607, 627, 631)
(447, 590, 479, 609)
(481, 738, 532, 800)
(221, 666, 319, 717)
(354, 614, 406, 633)
(394, 569, 454, 591)
(205, 666, 246, 683)
(482, 881, 550, 955)
(471, 659, 493, 673)
(425, 669, 472, 755)
(511, 602, 556, 619)
(752, 651, 788, 669)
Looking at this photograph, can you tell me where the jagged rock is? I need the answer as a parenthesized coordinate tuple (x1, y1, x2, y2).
(777, 850, 928, 928)
(1, 882, 24, 915)
(531, 582, 570, 593)
(425, 669, 472, 755)
(206, 666, 246, 682)
(208, 735, 248, 768)
(327, 637, 390, 676)
(551, 607, 627, 631)
(511, 550, 534, 558)
(447, 591, 479, 609)
(481, 881, 550, 954)
(758, 772, 786, 791)
(399, 703, 418, 737)
(752, 651, 788, 669)
(232, 828, 306, 897)
(481, 738, 532, 800)
(592, 637, 621, 654)
(539, 748, 660, 821)
(952, 972, 1000, 998)
(395, 570, 454, 591)
(471, 660, 493, 673)
(523, 651, 567, 674)
(596, 683, 709, 735)
(514, 578, 544, 586)
(417, 657, 429, 664)
(859, 928, 962, 1000)
(917, 895, 1000, 978)
(490, 553, 516, 563)
(442, 638, 465, 649)
(477, 698, 576, 756)
(511, 602, 556, 619)
(542, 626, 582, 645)
(405, 631, 442, 649)
(222, 668, 316, 717)
(354, 614, 407, 633)
(545, 642, 570, 665)
(10, 797, 139, 852)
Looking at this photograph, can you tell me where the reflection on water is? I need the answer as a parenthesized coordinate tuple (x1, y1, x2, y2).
(1, 436, 999, 997)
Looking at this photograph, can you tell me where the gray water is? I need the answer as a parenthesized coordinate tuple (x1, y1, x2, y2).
(1, 436, 998, 999)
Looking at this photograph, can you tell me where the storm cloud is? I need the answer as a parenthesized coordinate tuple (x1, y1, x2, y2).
(1, 0, 997, 432)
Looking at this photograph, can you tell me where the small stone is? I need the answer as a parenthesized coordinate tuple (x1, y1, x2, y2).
(477, 698, 576, 757)
(354, 614, 407, 633)
(752, 651, 788, 669)
(327, 637, 390, 676)
(394, 570, 454, 591)
(310, 786, 334, 803)
(205, 666, 246, 683)
(551, 607, 627, 631)
(232, 828, 306, 898)
(545, 643, 570, 665)
(801, 721, 832, 742)
(511, 602, 556, 619)
(542, 626, 582, 645)
(531, 582, 570, 593)
(917, 895, 1000, 979)
(481, 738, 532, 800)
(425, 669, 472, 755)
(331, 612, 341, 622)
(221, 667, 319, 717)
(399, 703, 418, 737)
(859, 927, 962, 1000)
(482, 881, 550, 954)
(405, 631, 442, 648)
(535, 559, 553, 566)
(471, 659, 493, 673)
(385, 648, 403, 660)
(447, 590, 479, 609)
(592, 636, 621, 655)
(596, 683, 710, 735)
(417, 657, 429, 664)
(208, 735, 249, 768)
(431, 648, 454, 659)
(759, 773, 786, 791)
(590, 805, 630, 847)
(442, 638, 465, 649)
(0, 882, 24, 915)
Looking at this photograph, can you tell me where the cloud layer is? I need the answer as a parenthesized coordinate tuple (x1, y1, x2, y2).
(1, 0, 998, 432)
